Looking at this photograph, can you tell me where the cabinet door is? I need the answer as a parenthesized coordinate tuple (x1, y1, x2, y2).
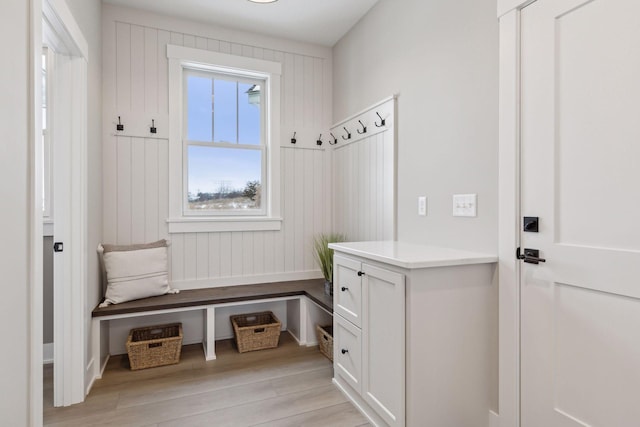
(334, 314, 362, 394)
(362, 263, 405, 427)
(334, 255, 363, 328)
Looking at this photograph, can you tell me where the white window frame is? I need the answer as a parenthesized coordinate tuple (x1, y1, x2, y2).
(167, 45, 282, 233)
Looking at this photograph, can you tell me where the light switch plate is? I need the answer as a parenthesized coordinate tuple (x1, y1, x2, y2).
(453, 194, 477, 217)
(418, 196, 427, 216)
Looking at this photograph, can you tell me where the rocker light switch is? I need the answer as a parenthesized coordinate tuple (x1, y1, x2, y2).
(453, 194, 477, 217)
(418, 196, 427, 216)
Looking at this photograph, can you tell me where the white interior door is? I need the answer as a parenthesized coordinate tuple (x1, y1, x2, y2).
(520, 0, 640, 426)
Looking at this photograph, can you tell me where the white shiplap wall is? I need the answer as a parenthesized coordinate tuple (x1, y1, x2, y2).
(332, 97, 396, 242)
(102, 5, 333, 289)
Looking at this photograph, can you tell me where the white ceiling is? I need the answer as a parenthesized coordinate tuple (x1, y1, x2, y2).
(102, 0, 379, 47)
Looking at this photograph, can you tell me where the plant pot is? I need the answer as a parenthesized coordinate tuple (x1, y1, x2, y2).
(324, 280, 333, 297)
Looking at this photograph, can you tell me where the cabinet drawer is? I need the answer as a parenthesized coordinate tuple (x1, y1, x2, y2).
(334, 314, 362, 394)
(334, 255, 363, 328)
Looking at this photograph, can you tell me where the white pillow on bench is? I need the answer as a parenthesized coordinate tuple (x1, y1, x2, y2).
(98, 239, 178, 307)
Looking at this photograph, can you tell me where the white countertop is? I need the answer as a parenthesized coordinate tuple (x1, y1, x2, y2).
(328, 241, 497, 269)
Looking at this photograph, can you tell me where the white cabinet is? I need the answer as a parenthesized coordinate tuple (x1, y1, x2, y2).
(330, 241, 498, 427)
(333, 255, 405, 427)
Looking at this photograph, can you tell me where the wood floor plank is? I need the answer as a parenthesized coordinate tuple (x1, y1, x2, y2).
(44, 334, 362, 427)
(157, 385, 348, 427)
(251, 402, 370, 427)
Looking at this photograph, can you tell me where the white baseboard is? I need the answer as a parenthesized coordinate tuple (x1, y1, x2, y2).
(332, 377, 386, 427)
(85, 358, 95, 395)
(43, 343, 53, 364)
(489, 410, 499, 427)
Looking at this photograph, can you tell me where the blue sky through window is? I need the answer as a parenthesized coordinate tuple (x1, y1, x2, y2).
(186, 73, 262, 197)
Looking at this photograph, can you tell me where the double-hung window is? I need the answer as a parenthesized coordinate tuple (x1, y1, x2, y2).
(167, 46, 282, 233)
(185, 70, 265, 215)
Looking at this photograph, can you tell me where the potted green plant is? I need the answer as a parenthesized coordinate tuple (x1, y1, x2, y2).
(313, 233, 347, 296)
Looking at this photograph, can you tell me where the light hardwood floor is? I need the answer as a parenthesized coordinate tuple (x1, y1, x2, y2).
(44, 333, 370, 427)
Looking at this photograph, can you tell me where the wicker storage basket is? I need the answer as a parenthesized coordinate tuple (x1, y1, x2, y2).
(230, 311, 281, 353)
(316, 324, 333, 361)
(126, 323, 183, 370)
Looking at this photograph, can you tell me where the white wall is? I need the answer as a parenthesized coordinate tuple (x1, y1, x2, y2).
(0, 1, 31, 424)
(333, 0, 499, 254)
(63, 0, 103, 392)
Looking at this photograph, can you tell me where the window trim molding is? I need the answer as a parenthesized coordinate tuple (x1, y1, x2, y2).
(167, 45, 282, 232)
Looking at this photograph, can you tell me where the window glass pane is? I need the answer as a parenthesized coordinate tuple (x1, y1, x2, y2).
(186, 75, 213, 141)
(238, 83, 261, 145)
(187, 145, 262, 211)
(213, 79, 238, 143)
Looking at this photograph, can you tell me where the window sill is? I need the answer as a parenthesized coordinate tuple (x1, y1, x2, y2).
(167, 217, 283, 233)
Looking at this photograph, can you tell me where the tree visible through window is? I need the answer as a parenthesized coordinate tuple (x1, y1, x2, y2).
(184, 70, 265, 214)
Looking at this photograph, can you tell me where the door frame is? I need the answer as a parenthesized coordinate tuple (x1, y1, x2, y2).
(30, 0, 89, 418)
(497, 1, 535, 426)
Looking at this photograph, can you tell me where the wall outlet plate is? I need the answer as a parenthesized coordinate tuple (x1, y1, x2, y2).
(453, 194, 477, 217)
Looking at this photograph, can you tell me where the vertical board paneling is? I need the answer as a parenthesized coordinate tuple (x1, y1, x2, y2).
(115, 22, 131, 111)
(253, 232, 264, 275)
(157, 30, 170, 114)
(103, 135, 118, 243)
(231, 232, 243, 276)
(196, 233, 209, 279)
(207, 39, 220, 52)
(170, 32, 183, 46)
(383, 132, 394, 240)
(303, 56, 314, 129)
(157, 139, 169, 239)
(183, 233, 197, 279)
(195, 37, 207, 50)
(242, 232, 253, 275)
(283, 148, 295, 272)
(293, 149, 305, 271)
(171, 233, 184, 281)
(144, 27, 158, 114)
(219, 232, 232, 277)
(294, 55, 304, 129)
(116, 137, 132, 244)
(313, 58, 323, 130)
(303, 150, 315, 270)
(144, 139, 159, 242)
(219, 41, 230, 54)
(283, 53, 294, 130)
(130, 138, 146, 243)
(106, 16, 332, 287)
(183, 34, 195, 48)
(130, 25, 145, 113)
(333, 125, 395, 242)
(263, 231, 275, 274)
(208, 233, 221, 277)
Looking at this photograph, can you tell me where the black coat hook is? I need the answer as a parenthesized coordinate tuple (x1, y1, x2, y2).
(342, 127, 351, 140)
(329, 133, 338, 145)
(357, 120, 367, 134)
(375, 112, 386, 127)
(291, 132, 297, 144)
(316, 134, 323, 146)
(116, 116, 124, 131)
(150, 119, 157, 134)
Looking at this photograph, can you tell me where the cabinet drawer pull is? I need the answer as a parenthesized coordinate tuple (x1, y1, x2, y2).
(341, 286, 349, 292)
(357, 271, 365, 276)
(341, 349, 349, 354)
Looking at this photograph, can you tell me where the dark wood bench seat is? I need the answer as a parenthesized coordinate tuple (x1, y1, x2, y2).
(92, 278, 333, 317)
(90, 278, 333, 379)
